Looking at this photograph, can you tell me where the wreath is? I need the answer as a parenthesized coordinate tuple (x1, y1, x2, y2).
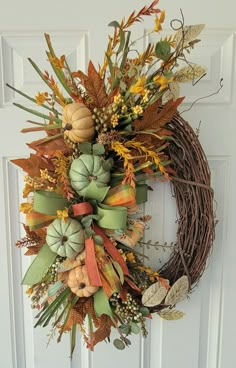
(11, 1, 215, 354)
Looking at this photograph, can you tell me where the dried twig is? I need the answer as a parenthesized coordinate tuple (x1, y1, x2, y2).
(159, 115, 215, 287)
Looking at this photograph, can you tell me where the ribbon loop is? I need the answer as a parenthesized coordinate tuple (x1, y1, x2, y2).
(26, 211, 56, 230)
(22, 244, 57, 286)
(97, 203, 127, 230)
(103, 184, 136, 207)
(107, 219, 145, 248)
(136, 184, 148, 204)
(33, 190, 69, 215)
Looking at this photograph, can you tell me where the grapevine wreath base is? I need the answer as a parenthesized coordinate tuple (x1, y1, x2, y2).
(11, 1, 215, 354)
(162, 115, 215, 286)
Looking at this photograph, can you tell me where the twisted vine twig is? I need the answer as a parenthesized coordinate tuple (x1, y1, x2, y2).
(159, 115, 215, 288)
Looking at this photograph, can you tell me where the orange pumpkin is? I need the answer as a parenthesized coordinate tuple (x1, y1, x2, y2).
(67, 264, 98, 297)
(62, 102, 95, 143)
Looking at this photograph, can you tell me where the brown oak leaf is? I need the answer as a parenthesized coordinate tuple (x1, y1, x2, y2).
(63, 297, 98, 332)
(92, 314, 114, 347)
(11, 154, 54, 176)
(134, 97, 184, 131)
(63, 308, 84, 331)
(27, 136, 71, 157)
(74, 61, 109, 108)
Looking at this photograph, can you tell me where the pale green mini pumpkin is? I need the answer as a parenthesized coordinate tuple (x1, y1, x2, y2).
(69, 154, 113, 196)
(46, 218, 85, 259)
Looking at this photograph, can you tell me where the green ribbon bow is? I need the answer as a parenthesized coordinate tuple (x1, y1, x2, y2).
(97, 203, 127, 230)
(33, 191, 69, 215)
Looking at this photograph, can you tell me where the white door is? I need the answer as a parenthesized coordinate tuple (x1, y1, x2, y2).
(0, 1, 235, 367)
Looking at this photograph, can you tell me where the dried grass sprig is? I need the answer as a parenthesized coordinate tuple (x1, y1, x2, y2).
(100, 0, 161, 77)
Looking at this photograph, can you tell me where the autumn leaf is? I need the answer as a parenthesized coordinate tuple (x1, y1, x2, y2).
(107, 87, 120, 105)
(63, 303, 114, 348)
(63, 308, 84, 331)
(74, 61, 109, 108)
(159, 308, 185, 320)
(16, 225, 46, 248)
(92, 314, 114, 346)
(134, 97, 184, 131)
(134, 98, 161, 130)
(27, 136, 71, 156)
(142, 280, 169, 307)
(63, 297, 99, 332)
(11, 154, 54, 176)
(24, 246, 41, 256)
(74, 297, 97, 323)
(165, 275, 189, 305)
(152, 98, 185, 130)
(175, 24, 205, 48)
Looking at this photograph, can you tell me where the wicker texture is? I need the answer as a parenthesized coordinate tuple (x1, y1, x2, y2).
(159, 115, 215, 287)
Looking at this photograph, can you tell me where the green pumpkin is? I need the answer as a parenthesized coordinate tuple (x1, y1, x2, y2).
(69, 154, 113, 196)
(46, 218, 85, 259)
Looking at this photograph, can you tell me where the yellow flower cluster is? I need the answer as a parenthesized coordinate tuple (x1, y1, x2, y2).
(132, 105, 143, 115)
(24, 176, 44, 192)
(48, 55, 65, 69)
(19, 202, 33, 214)
(138, 265, 159, 282)
(129, 76, 146, 95)
(142, 89, 149, 103)
(153, 75, 173, 91)
(40, 169, 57, 184)
(153, 10, 165, 32)
(23, 170, 57, 198)
(114, 93, 124, 105)
(26, 287, 34, 295)
(35, 92, 48, 105)
(57, 208, 68, 223)
(126, 252, 136, 263)
(121, 105, 128, 114)
(111, 113, 119, 127)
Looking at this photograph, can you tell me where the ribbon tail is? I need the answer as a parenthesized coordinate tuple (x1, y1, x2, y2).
(99, 272, 116, 298)
(93, 224, 129, 276)
(85, 238, 102, 287)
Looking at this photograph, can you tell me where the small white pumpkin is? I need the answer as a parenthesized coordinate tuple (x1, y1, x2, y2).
(62, 102, 95, 143)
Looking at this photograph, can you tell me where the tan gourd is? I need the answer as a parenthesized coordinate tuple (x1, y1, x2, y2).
(62, 102, 95, 143)
(67, 264, 98, 297)
(76, 250, 86, 265)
